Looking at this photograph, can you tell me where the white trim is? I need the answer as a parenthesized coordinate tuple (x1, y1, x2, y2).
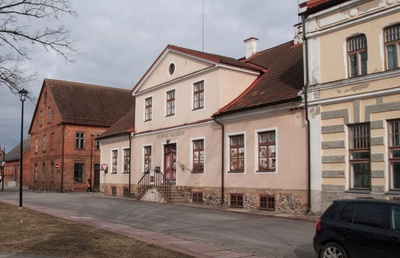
(164, 87, 177, 118)
(191, 78, 206, 112)
(254, 128, 278, 175)
(189, 137, 206, 175)
(141, 144, 153, 175)
(226, 131, 246, 175)
(134, 120, 214, 138)
(110, 148, 119, 174)
(143, 95, 153, 123)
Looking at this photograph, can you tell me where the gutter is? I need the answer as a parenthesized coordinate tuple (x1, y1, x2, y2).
(213, 116, 225, 205)
(128, 133, 132, 197)
(301, 13, 312, 213)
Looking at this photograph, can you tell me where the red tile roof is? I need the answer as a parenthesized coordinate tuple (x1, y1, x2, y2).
(45, 79, 134, 127)
(215, 41, 304, 115)
(97, 107, 135, 139)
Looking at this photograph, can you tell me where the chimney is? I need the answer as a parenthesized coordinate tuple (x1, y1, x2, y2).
(244, 37, 258, 59)
(293, 23, 303, 44)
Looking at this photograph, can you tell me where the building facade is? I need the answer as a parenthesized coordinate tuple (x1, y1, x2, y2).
(100, 36, 309, 212)
(301, 0, 400, 212)
(2, 139, 30, 187)
(28, 79, 134, 192)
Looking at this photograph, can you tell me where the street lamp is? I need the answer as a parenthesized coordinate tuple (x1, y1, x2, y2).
(19, 88, 28, 208)
(89, 134, 94, 192)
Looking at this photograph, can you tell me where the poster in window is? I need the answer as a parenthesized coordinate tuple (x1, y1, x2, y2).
(231, 161, 237, 170)
(269, 158, 276, 169)
(269, 145, 276, 157)
(260, 158, 267, 169)
(231, 149, 237, 157)
(260, 146, 267, 158)
(199, 151, 204, 161)
(239, 148, 245, 157)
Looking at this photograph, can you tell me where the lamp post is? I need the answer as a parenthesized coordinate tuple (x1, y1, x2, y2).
(19, 88, 28, 208)
(89, 134, 94, 192)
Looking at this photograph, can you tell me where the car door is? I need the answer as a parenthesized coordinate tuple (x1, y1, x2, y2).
(386, 204, 400, 258)
(339, 203, 387, 258)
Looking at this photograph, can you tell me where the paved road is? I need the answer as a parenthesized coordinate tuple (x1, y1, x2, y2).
(0, 189, 316, 258)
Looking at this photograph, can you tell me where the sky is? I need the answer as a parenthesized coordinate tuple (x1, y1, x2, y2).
(0, 0, 301, 153)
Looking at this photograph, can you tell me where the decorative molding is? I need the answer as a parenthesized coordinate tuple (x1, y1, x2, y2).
(371, 137, 384, 146)
(372, 185, 385, 193)
(322, 170, 345, 178)
(322, 155, 345, 163)
(371, 154, 385, 162)
(321, 109, 349, 123)
(321, 125, 345, 134)
(322, 141, 345, 149)
(370, 120, 384, 129)
(322, 184, 345, 191)
(354, 99, 360, 123)
(365, 102, 400, 122)
(372, 170, 385, 178)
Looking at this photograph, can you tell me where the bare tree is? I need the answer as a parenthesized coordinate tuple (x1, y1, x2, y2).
(0, 0, 77, 98)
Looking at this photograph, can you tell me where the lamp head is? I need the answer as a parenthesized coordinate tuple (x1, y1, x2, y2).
(18, 88, 28, 102)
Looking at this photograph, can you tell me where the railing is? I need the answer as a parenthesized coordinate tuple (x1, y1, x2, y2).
(137, 168, 171, 201)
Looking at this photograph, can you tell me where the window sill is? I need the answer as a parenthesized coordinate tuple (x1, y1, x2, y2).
(228, 171, 244, 174)
(385, 191, 400, 195)
(256, 170, 276, 173)
(345, 189, 371, 194)
(111, 172, 117, 174)
(191, 171, 204, 174)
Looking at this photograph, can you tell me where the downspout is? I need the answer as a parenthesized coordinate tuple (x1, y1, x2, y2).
(213, 116, 225, 205)
(128, 132, 132, 197)
(61, 124, 65, 192)
(302, 13, 312, 213)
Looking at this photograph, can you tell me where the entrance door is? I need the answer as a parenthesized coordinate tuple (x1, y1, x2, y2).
(94, 163, 100, 191)
(164, 143, 176, 182)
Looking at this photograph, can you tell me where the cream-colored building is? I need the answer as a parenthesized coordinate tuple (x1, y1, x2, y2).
(301, 0, 400, 212)
(99, 36, 309, 212)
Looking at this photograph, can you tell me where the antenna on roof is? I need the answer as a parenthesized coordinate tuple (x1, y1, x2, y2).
(202, 0, 205, 52)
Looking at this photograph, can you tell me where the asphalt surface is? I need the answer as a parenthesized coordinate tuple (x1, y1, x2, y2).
(0, 188, 317, 258)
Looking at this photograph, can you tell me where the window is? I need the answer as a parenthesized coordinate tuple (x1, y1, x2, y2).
(385, 24, 400, 70)
(193, 81, 204, 110)
(192, 139, 204, 173)
(35, 137, 38, 154)
(47, 106, 52, 123)
(42, 162, 45, 183)
(111, 187, 117, 196)
(34, 163, 38, 182)
(229, 135, 245, 172)
(349, 124, 371, 189)
(258, 131, 276, 172)
(144, 146, 152, 172)
(259, 195, 275, 211)
(75, 132, 85, 149)
(341, 203, 385, 229)
(166, 90, 175, 116)
(123, 148, 130, 173)
(168, 63, 175, 75)
(123, 187, 130, 197)
(43, 135, 46, 152)
(230, 193, 243, 208)
(347, 35, 367, 77)
(95, 134, 100, 150)
(39, 110, 43, 126)
(145, 97, 152, 121)
(50, 163, 54, 183)
(112, 150, 118, 173)
(389, 120, 400, 190)
(74, 163, 85, 182)
(192, 192, 203, 203)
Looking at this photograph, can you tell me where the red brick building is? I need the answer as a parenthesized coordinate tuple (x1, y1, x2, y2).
(1, 139, 30, 187)
(28, 79, 134, 192)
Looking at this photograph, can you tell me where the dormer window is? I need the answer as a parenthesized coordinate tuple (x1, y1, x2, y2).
(347, 35, 367, 77)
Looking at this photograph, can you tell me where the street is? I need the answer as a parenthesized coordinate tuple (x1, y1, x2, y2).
(0, 189, 316, 258)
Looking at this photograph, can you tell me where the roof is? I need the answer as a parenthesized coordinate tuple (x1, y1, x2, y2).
(4, 139, 30, 162)
(30, 79, 134, 131)
(215, 41, 304, 115)
(97, 107, 135, 140)
(299, 0, 350, 15)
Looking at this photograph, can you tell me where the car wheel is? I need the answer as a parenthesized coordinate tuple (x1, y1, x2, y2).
(320, 242, 348, 258)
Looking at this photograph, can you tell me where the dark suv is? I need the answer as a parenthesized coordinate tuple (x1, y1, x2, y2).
(313, 199, 400, 258)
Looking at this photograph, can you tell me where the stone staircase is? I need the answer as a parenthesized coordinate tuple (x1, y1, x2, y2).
(138, 185, 186, 204)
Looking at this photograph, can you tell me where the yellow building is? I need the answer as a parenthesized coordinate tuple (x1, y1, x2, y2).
(301, 0, 400, 212)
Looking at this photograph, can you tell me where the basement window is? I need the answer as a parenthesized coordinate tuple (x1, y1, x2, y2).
(230, 193, 243, 208)
(192, 192, 203, 203)
(259, 195, 275, 211)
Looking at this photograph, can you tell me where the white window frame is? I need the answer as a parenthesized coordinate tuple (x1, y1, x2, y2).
(142, 144, 153, 174)
(111, 149, 118, 174)
(143, 96, 153, 122)
(123, 147, 130, 174)
(254, 128, 278, 174)
(226, 131, 246, 174)
(192, 79, 206, 111)
(164, 88, 176, 118)
(190, 137, 206, 174)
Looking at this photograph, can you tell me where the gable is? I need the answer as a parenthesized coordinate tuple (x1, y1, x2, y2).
(135, 50, 215, 94)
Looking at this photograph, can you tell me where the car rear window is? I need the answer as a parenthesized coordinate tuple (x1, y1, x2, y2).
(391, 205, 400, 231)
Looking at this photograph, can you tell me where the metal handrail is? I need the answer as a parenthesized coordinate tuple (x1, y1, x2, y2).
(137, 169, 171, 201)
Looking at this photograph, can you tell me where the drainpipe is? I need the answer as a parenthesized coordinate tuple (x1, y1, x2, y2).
(213, 116, 225, 205)
(302, 13, 311, 213)
(61, 123, 65, 192)
(128, 132, 132, 197)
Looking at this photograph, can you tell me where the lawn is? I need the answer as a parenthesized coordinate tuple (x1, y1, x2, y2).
(0, 202, 192, 258)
